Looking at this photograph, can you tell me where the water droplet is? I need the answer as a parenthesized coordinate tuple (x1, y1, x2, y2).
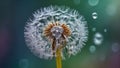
(93, 32, 103, 45)
(19, 59, 29, 68)
(89, 45, 96, 53)
(88, 0, 99, 6)
(92, 12, 98, 19)
(111, 43, 120, 53)
(104, 29, 107, 32)
(73, 0, 80, 5)
(92, 27, 96, 32)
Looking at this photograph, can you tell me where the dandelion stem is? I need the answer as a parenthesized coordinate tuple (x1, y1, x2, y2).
(56, 48, 62, 68)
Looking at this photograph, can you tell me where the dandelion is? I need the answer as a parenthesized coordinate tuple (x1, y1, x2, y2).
(24, 6, 88, 68)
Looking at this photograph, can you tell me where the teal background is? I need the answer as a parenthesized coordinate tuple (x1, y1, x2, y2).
(0, 0, 120, 68)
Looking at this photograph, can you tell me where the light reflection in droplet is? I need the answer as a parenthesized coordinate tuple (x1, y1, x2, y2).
(92, 12, 98, 19)
(93, 32, 103, 45)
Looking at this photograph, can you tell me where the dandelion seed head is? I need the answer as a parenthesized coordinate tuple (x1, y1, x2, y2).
(24, 6, 88, 60)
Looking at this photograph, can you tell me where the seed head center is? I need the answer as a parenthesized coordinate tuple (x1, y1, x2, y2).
(51, 26, 63, 40)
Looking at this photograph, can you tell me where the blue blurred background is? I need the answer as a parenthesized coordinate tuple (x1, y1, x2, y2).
(0, 0, 120, 68)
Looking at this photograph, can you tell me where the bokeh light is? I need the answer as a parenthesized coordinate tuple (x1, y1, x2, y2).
(89, 45, 96, 53)
(111, 43, 120, 53)
(93, 32, 103, 46)
(88, 0, 99, 6)
(104, 29, 107, 33)
(92, 27, 96, 32)
(106, 3, 117, 16)
(0, 26, 11, 63)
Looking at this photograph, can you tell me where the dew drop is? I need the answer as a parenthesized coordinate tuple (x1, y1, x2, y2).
(92, 12, 98, 19)
(93, 32, 103, 45)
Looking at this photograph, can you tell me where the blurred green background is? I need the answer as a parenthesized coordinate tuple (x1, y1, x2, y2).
(0, 0, 120, 68)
